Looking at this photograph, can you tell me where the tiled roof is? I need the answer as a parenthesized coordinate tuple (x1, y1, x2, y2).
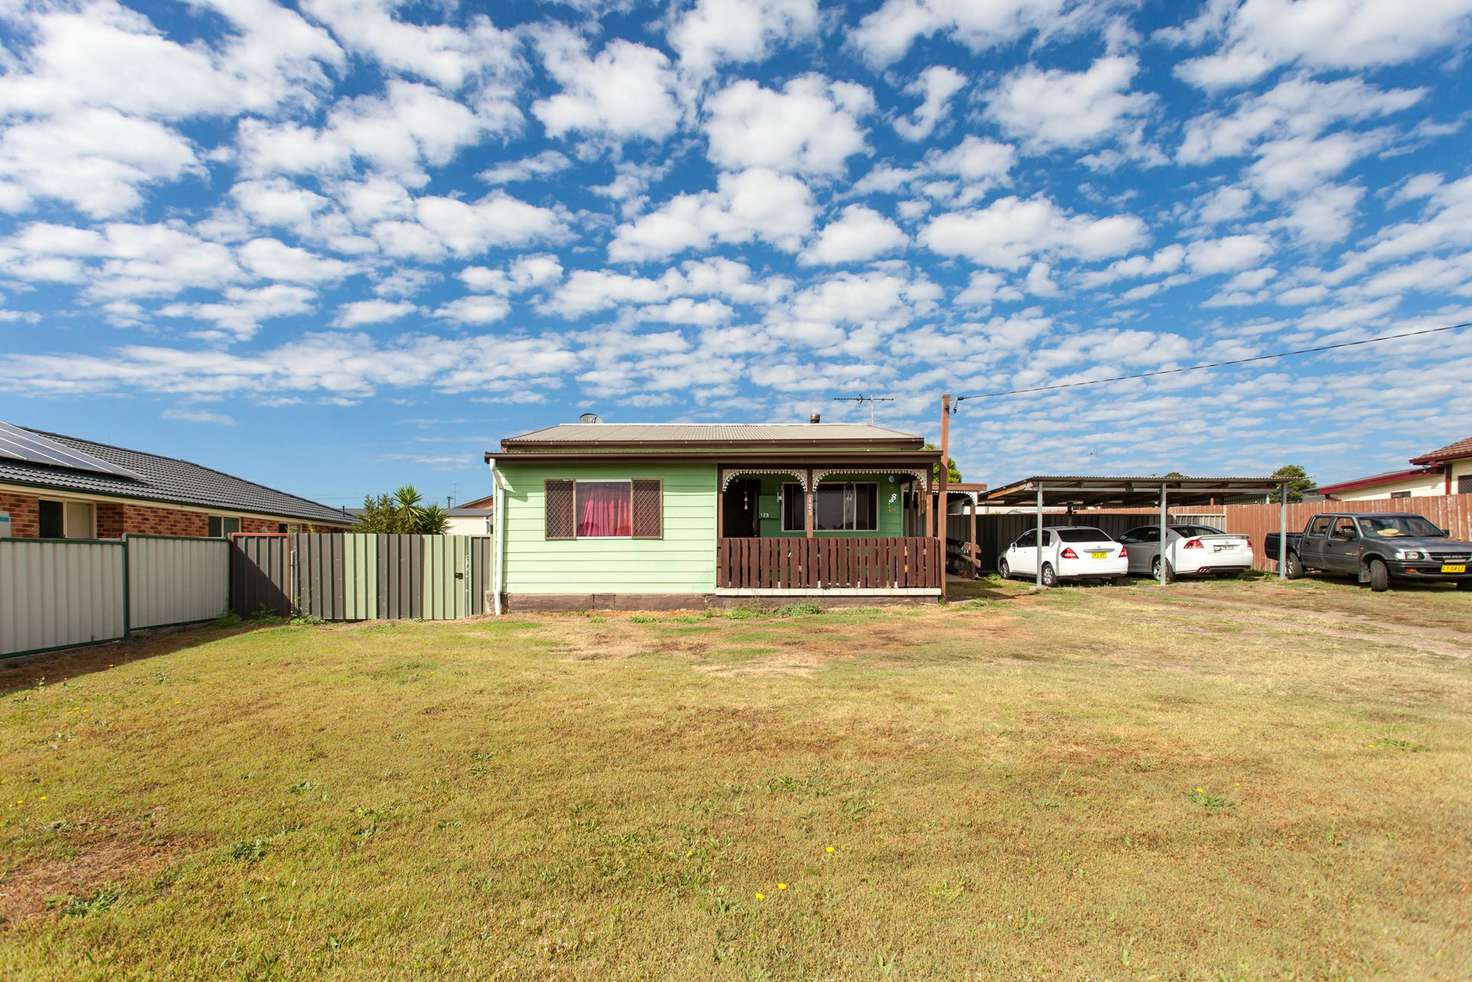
(0, 424, 352, 524)
(501, 422, 923, 447)
(1410, 435, 1472, 464)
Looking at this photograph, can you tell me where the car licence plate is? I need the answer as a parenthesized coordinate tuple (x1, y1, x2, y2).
(1442, 563, 1467, 574)
(1090, 551, 1108, 559)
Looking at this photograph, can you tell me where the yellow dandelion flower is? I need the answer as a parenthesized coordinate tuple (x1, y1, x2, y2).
(777, 882, 787, 891)
(1194, 787, 1204, 793)
(825, 845, 835, 854)
(755, 892, 766, 901)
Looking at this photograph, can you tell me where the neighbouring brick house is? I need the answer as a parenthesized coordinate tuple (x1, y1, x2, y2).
(0, 421, 353, 539)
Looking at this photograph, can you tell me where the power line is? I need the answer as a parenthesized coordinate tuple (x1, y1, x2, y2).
(952, 320, 1472, 409)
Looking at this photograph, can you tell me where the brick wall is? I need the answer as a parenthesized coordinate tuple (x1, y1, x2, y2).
(0, 491, 40, 537)
(241, 517, 286, 534)
(96, 502, 125, 538)
(119, 503, 210, 537)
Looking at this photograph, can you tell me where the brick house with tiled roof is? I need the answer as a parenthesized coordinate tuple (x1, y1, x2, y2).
(0, 421, 352, 539)
(1314, 434, 1472, 501)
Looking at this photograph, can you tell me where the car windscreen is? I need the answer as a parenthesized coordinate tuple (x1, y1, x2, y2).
(1054, 528, 1112, 542)
(1357, 515, 1445, 538)
(1171, 525, 1224, 536)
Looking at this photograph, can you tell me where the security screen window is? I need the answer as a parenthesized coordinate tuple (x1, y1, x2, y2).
(812, 482, 877, 532)
(38, 500, 63, 538)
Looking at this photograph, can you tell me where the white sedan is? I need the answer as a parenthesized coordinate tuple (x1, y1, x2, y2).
(1118, 524, 1254, 580)
(998, 526, 1129, 587)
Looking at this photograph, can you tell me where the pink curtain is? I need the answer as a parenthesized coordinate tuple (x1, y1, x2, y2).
(577, 482, 631, 536)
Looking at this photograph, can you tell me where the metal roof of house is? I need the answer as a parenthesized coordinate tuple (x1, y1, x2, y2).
(500, 422, 924, 449)
(1410, 434, 1472, 464)
(1312, 467, 1440, 495)
(0, 423, 352, 524)
(983, 475, 1287, 508)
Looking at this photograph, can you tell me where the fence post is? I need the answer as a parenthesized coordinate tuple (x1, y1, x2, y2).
(121, 534, 131, 640)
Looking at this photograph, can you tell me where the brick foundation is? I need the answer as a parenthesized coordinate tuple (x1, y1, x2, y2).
(0, 491, 40, 537)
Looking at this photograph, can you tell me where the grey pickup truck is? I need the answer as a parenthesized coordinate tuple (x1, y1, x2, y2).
(1265, 512, 1472, 592)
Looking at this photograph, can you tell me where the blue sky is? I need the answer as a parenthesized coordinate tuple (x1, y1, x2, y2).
(1, 0, 1470, 508)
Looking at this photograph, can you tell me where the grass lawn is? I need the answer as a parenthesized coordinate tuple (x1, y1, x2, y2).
(2, 575, 1470, 979)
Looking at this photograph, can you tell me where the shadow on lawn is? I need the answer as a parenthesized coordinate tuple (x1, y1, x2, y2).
(0, 623, 260, 696)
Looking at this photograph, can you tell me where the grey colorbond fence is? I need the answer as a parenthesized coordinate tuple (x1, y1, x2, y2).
(231, 533, 493, 621)
(128, 535, 230, 630)
(1, 539, 129, 657)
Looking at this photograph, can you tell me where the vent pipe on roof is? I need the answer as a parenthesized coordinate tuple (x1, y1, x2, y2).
(809, 412, 821, 424)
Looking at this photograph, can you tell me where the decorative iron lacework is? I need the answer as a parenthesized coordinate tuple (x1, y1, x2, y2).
(811, 467, 930, 491)
(544, 479, 574, 539)
(719, 468, 807, 492)
(631, 479, 662, 539)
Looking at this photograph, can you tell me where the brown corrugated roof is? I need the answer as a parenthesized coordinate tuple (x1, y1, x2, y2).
(501, 422, 923, 448)
(1410, 434, 1472, 464)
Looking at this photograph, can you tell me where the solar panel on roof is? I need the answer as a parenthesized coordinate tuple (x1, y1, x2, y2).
(0, 421, 144, 480)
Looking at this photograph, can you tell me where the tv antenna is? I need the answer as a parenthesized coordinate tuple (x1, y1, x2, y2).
(832, 395, 894, 425)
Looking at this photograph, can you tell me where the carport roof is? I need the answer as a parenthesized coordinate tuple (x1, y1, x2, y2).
(982, 475, 1287, 508)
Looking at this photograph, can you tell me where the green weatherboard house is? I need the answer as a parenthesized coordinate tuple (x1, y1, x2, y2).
(485, 419, 946, 611)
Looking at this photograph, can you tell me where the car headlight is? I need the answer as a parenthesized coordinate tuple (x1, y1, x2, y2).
(1393, 549, 1425, 561)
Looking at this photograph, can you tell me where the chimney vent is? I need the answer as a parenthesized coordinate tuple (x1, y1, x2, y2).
(809, 412, 821, 424)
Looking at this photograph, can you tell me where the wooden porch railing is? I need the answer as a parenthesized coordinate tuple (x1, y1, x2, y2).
(716, 536, 942, 590)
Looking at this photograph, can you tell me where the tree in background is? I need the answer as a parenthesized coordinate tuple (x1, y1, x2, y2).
(1272, 464, 1315, 502)
(923, 444, 963, 484)
(354, 485, 449, 534)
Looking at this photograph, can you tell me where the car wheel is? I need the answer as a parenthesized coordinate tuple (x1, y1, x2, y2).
(1150, 556, 1174, 583)
(999, 558, 1010, 580)
(1284, 552, 1304, 580)
(1367, 558, 1389, 593)
(1040, 563, 1058, 588)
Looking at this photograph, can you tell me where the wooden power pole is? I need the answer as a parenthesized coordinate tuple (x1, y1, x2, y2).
(938, 393, 951, 599)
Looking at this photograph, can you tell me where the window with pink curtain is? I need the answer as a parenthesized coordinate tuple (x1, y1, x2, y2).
(576, 481, 632, 537)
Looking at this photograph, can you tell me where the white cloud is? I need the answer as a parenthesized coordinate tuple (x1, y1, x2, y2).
(627, 298, 735, 326)
(433, 295, 511, 325)
(531, 26, 680, 141)
(300, 0, 520, 90)
(1280, 184, 1364, 245)
(1177, 74, 1425, 164)
(987, 55, 1155, 156)
(1186, 235, 1273, 275)
(230, 178, 330, 230)
(1170, 0, 1472, 89)
(800, 206, 908, 265)
(609, 168, 816, 260)
(543, 257, 789, 317)
(894, 66, 967, 141)
(332, 298, 416, 327)
(238, 80, 505, 184)
(0, 332, 580, 398)
(850, 0, 1083, 67)
(459, 253, 563, 293)
(0, 108, 200, 217)
(1244, 131, 1382, 201)
(669, 0, 820, 78)
(920, 195, 1148, 269)
(705, 75, 874, 176)
(162, 408, 236, 425)
(0, 221, 245, 300)
(1197, 185, 1253, 225)
(239, 238, 355, 283)
(478, 150, 571, 185)
(408, 192, 566, 257)
(161, 284, 316, 341)
(768, 268, 941, 349)
(1078, 244, 1185, 287)
(955, 270, 1022, 307)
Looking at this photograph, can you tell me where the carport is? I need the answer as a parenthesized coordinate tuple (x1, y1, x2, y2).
(979, 475, 1292, 586)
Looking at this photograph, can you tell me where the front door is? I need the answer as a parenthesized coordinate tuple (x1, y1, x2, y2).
(722, 479, 761, 537)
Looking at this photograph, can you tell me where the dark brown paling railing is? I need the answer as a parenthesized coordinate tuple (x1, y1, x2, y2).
(716, 536, 941, 590)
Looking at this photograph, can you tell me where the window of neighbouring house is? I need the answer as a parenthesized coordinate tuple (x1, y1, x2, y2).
(1390, 491, 1411, 499)
(208, 516, 241, 537)
(575, 481, 632, 537)
(38, 499, 63, 538)
(1459, 476, 1471, 494)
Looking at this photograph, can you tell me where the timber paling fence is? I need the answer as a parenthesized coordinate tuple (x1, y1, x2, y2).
(1, 533, 492, 658)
